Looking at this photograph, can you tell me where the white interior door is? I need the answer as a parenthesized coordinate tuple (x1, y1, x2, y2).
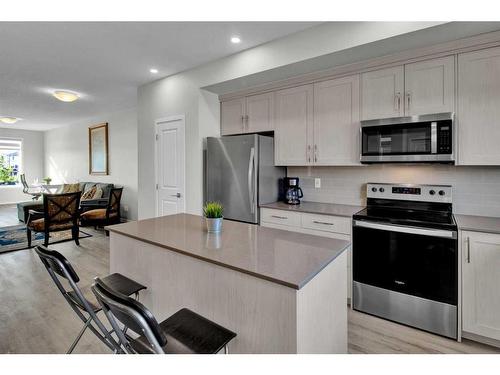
(155, 116, 185, 217)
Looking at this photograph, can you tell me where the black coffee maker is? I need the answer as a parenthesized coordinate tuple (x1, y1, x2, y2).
(283, 177, 303, 205)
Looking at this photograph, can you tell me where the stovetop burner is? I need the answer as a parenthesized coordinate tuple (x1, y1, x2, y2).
(353, 207, 456, 230)
(354, 183, 457, 230)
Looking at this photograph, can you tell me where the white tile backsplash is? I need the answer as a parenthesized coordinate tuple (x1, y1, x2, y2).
(288, 165, 500, 217)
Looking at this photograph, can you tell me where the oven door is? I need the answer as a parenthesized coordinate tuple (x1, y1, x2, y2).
(352, 220, 457, 305)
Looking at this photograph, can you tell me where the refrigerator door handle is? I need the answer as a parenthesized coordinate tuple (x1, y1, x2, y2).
(248, 147, 255, 214)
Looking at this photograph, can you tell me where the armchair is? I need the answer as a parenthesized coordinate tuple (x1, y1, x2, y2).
(80, 187, 123, 233)
(26, 191, 82, 247)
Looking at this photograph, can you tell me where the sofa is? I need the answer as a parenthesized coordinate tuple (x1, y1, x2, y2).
(17, 182, 114, 223)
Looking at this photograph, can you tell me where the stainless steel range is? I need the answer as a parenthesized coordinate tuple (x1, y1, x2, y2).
(352, 183, 458, 339)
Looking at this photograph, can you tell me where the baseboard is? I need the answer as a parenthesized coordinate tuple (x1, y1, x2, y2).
(462, 331, 500, 348)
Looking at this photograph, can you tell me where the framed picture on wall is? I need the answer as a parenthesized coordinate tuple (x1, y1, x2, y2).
(89, 122, 109, 175)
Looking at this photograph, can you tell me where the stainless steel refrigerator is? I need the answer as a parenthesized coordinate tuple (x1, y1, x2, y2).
(206, 134, 285, 224)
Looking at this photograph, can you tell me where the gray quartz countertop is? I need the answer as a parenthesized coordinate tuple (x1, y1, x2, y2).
(260, 201, 364, 217)
(455, 214, 500, 234)
(107, 213, 350, 290)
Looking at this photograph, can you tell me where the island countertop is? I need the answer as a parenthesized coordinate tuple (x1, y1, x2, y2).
(107, 213, 349, 290)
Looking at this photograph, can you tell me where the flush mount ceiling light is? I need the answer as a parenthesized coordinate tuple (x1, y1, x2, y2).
(53, 90, 80, 102)
(0, 117, 22, 124)
(150, 68, 159, 74)
(230, 36, 241, 44)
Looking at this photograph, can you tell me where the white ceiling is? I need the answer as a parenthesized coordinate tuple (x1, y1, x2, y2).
(0, 22, 319, 131)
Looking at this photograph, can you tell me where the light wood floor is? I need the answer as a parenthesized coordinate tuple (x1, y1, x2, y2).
(0, 204, 499, 354)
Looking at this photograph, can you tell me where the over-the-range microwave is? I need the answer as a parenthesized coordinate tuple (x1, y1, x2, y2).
(360, 112, 454, 164)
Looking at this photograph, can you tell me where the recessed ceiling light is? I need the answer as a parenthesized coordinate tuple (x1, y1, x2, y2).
(150, 68, 159, 74)
(0, 117, 22, 124)
(231, 36, 241, 44)
(53, 90, 79, 102)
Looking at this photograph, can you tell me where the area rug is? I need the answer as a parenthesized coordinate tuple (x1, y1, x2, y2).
(0, 225, 92, 254)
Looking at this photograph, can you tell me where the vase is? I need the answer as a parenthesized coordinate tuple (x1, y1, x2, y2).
(205, 217, 223, 233)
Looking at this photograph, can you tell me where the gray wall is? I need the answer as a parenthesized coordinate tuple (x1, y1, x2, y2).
(288, 165, 500, 217)
(0, 128, 45, 205)
(44, 108, 138, 220)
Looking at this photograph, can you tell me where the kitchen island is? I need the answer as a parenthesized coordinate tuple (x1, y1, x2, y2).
(107, 213, 349, 353)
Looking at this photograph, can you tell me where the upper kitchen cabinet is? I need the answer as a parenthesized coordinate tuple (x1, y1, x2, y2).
(220, 93, 274, 135)
(458, 46, 500, 165)
(245, 92, 274, 133)
(313, 75, 360, 165)
(404, 56, 455, 116)
(361, 56, 455, 120)
(361, 66, 404, 120)
(221, 98, 245, 135)
(274, 84, 314, 166)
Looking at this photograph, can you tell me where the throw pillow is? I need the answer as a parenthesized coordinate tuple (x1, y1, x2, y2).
(81, 186, 97, 201)
(94, 187, 103, 199)
(61, 183, 81, 194)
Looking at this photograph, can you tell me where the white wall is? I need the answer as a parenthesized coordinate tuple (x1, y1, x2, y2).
(137, 22, 442, 219)
(0, 128, 44, 205)
(288, 165, 500, 218)
(44, 108, 138, 220)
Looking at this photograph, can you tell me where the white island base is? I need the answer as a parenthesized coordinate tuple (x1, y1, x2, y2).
(109, 216, 348, 354)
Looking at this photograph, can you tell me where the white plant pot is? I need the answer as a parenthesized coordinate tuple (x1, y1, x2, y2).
(205, 217, 223, 233)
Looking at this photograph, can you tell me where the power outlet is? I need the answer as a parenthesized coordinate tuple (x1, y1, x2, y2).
(123, 205, 129, 212)
(314, 178, 321, 189)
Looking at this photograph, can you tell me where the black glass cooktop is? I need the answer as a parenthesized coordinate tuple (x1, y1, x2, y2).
(353, 207, 456, 230)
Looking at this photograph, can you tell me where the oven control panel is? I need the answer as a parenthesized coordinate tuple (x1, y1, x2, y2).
(367, 183, 452, 203)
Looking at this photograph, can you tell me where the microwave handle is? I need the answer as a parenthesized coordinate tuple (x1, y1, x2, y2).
(353, 220, 457, 239)
(431, 122, 437, 154)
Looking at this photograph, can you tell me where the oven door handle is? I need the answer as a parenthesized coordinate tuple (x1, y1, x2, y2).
(353, 220, 457, 239)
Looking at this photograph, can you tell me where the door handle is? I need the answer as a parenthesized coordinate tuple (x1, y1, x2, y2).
(307, 145, 311, 163)
(466, 237, 471, 263)
(395, 92, 401, 112)
(314, 144, 318, 163)
(170, 193, 181, 198)
(312, 220, 334, 226)
(406, 92, 411, 113)
(353, 220, 457, 239)
(248, 147, 255, 214)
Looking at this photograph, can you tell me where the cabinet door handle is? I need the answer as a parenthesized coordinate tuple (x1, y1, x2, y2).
(406, 92, 411, 113)
(313, 220, 334, 226)
(314, 144, 318, 163)
(395, 92, 401, 112)
(467, 237, 471, 263)
(241, 115, 245, 130)
(307, 145, 311, 163)
(271, 215, 287, 220)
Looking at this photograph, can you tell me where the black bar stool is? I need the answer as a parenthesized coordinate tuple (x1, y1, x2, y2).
(91, 277, 237, 354)
(34, 245, 147, 353)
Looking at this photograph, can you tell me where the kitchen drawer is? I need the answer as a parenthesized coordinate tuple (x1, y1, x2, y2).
(261, 208, 301, 227)
(301, 213, 351, 235)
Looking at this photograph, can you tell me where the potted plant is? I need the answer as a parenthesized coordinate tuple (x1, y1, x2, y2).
(203, 201, 223, 233)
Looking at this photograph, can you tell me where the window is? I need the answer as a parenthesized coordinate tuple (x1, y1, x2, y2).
(0, 138, 22, 185)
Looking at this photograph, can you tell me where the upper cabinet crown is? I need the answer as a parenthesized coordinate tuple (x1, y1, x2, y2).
(458, 46, 500, 165)
(221, 92, 274, 135)
(360, 56, 455, 120)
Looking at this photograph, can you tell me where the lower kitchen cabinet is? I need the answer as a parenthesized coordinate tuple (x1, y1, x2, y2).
(462, 230, 500, 343)
(260, 208, 352, 302)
